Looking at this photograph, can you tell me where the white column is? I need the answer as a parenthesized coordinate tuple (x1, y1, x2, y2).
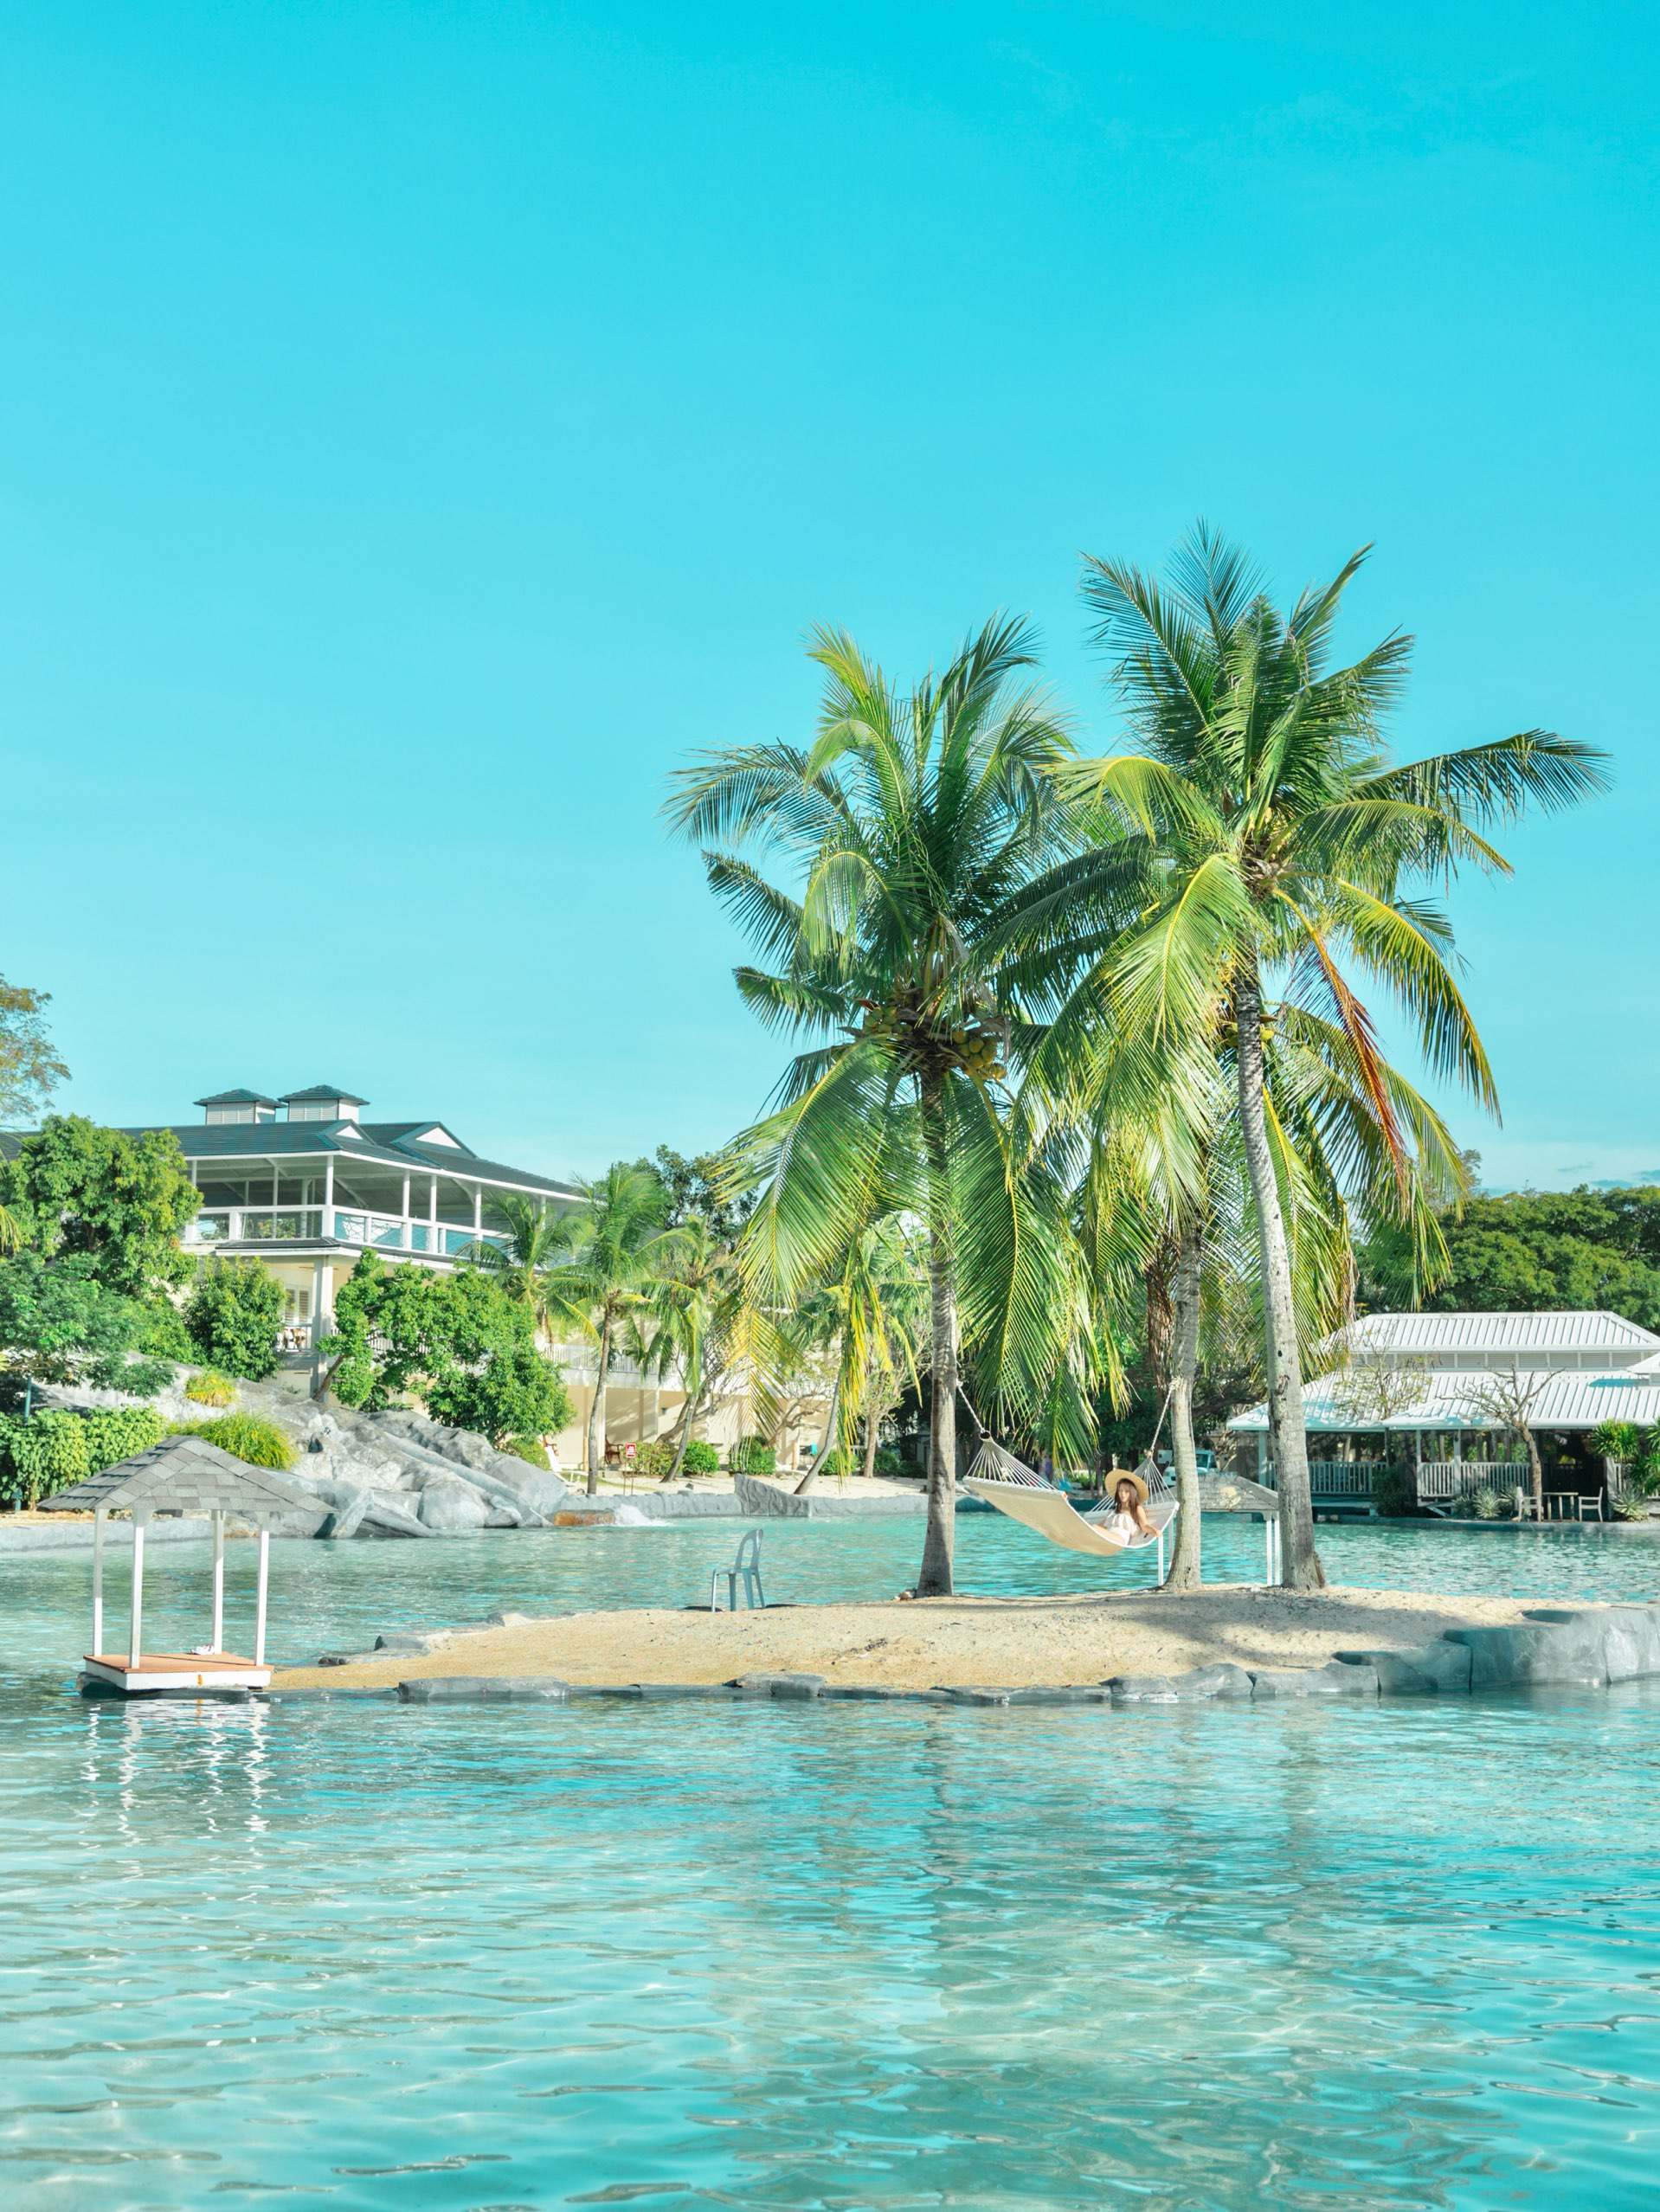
(92, 1509, 104, 1656)
(254, 1528, 269, 1666)
(211, 1512, 225, 1652)
(429, 1176, 439, 1242)
(128, 1516, 146, 1670)
(472, 1186, 482, 1235)
(401, 1174, 410, 1235)
(324, 1153, 335, 1231)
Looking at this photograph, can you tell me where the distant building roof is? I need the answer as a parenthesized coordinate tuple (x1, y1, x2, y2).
(194, 1089, 278, 1109)
(1229, 1366, 1660, 1432)
(1329, 1310, 1660, 1358)
(280, 1084, 368, 1105)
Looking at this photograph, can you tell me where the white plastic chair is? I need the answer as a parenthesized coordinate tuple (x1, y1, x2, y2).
(711, 1527, 765, 1611)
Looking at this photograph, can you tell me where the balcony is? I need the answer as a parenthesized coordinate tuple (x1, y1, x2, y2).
(186, 1206, 511, 1258)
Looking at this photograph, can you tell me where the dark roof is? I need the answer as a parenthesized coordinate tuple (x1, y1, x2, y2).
(86, 1118, 582, 1199)
(280, 1083, 368, 1104)
(195, 1089, 278, 1108)
(42, 1434, 318, 1519)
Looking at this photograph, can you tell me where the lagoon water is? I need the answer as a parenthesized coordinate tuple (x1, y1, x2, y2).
(4, 1516, 1660, 2209)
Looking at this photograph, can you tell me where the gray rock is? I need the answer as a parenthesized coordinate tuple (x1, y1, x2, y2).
(633, 1682, 736, 1700)
(1524, 1604, 1660, 1682)
(1333, 1642, 1474, 1694)
(1249, 1662, 1380, 1699)
(1003, 1686, 1115, 1706)
(731, 1670, 826, 1698)
(417, 1475, 492, 1534)
(939, 1685, 1013, 1705)
(358, 1494, 440, 1539)
(1104, 1673, 1181, 1701)
(318, 1487, 371, 1541)
(1443, 1618, 1608, 1688)
(397, 1675, 569, 1703)
(374, 1630, 452, 1655)
(484, 1504, 526, 1527)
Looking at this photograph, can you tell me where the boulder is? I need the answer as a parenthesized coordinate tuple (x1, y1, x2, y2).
(1104, 1673, 1180, 1701)
(1525, 1604, 1660, 1682)
(397, 1675, 570, 1703)
(1443, 1618, 1608, 1688)
(358, 1494, 441, 1539)
(318, 1487, 371, 1540)
(1249, 1662, 1380, 1699)
(1333, 1642, 1474, 1694)
(417, 1476, 492, 1534)
(731, 1670, 825, 1698)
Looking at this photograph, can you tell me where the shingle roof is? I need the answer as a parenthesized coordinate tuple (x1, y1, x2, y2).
(1330, 1309, 1660, 1356)
(195, 1088, 278, 1108)
(280, 1083, 367, 1104)
(42, 1434, 318, 1517)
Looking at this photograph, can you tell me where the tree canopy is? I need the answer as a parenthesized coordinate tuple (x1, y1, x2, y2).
(1363, 1180, 1660, 1328)
(3, 1115, 198, 1298)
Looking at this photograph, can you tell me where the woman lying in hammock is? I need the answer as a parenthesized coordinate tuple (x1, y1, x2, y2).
(1100, 1469, 1157, 1542)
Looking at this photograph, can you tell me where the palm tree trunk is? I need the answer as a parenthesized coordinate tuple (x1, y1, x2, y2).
(1525, 1426, 1544, 1521)
(917, 1082, 957, 1595)
(795, 1370, 839, 1495)
(1233, 960, 1326, 1591)
(1163, 1217, 1204, 1591)
(585, 1313, 612, 1497)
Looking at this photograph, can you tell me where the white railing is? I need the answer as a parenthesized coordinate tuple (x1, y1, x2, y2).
(1417, 1460, 1524, 1500)
(1308, 1459, 1384, 1495)
(187, 1207, 510, 1257)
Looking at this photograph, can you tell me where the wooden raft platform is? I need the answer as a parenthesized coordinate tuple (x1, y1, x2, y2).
(82, 1651, 273, 1694)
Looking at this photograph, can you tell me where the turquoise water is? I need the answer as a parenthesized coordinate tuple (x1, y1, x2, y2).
(4, 1520, 1660, 2208)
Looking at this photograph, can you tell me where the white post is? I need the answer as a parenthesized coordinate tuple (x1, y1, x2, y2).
(324, 1152, 335, 1231)
(254, 1527, 269, 1665)
(128, 1516, 146, 1670)
(1265, 1518, 1274, 1583)
(92, 1508, 104, 1656)
(429, 1175, 439, 1246)
(1155, 1527, 1166, 1583)
(401, 1174, 410, 1237)
(472, 1186, 482, 1236)
(211, 1512, 225, 1652)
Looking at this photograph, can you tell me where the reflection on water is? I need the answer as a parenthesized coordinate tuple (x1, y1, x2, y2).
(5, 1518, 1660, 2207)
(3, 1686, 1659, 2209)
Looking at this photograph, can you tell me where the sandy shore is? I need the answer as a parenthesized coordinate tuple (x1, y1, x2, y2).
(273, 1585, 1535, 1693)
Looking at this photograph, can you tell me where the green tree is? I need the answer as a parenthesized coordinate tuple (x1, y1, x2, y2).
(666, 617, 1097, 1595)
(0, 1252, 175, 1400)
(185, 1257, 285, 1379)
(1363, 1183, 1660, 1325)
(471, 1195, 584, 1344)
(322, 1251, 572, 1446)
(540, 1163, 672, 1493)
(1048, 525, 1606, 1588)
(0, 976, 69, 1128)
(638, 1211, 754, 1480)
(5, 1116, 197, 1298)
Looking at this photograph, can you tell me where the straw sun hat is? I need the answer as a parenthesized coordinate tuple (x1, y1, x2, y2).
(1113, 1464, 1151, 1504)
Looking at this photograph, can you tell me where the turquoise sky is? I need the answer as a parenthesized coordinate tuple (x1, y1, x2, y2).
(3, 3, 1653, 1188)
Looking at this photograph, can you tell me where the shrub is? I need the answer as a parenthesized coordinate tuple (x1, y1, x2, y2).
(815, 1447, 849, 1482)
(184, 1369, 237, 1407)
(502, 1434, 552, 1468)
(1612, 1491, 1651, 1522)
(185, 1258, 284, 1380)
(173, 1411, 295, 1471)
(1589, 1420, 1641, 1463)
(1470, 1487, 1503, 1520)
(83, 1405, 164, 1474)
(632, 1439, 676, 1479)
(873, 1446, 905, 1476)
(681, 1437, 721, 1476)
(729, 1435, 775, 1476)
(8, 1410, 91, 1507)
(139, 1302, 195, 1362)
(1372, 1461, 1417, 1516)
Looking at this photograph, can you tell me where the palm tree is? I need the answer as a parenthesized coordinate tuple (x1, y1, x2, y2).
(665, 616, 1095, 1595)
(542, 1162, 672, 1494)
(1046, 525, 1607, 1588)
(640, 1213, 752, 1479)
(472, 1195, 583, 1347)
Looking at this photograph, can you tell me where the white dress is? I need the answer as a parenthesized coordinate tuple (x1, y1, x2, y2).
(1104, 1508, 1143, 1541)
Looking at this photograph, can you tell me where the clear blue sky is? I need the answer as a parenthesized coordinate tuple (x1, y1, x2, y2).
(3, 2, 1653, 1189)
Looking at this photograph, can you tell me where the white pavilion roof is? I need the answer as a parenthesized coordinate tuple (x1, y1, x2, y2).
(1228, 1366, 1660, 1434)
(1326, 1309, 1660, 1361)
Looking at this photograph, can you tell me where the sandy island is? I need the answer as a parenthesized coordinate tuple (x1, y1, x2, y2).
(273, 1585, 1539, 1693)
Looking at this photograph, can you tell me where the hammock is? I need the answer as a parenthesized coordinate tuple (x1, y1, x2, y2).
(962, 1435, 1180, 1562)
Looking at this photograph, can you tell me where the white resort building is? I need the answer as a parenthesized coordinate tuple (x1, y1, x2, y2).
(104, 1086, 809, 1471)
(1227, 1309, 1660, 1511)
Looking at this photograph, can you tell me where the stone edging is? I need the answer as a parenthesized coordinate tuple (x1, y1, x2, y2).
(360, 1601, 1660, 1709)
